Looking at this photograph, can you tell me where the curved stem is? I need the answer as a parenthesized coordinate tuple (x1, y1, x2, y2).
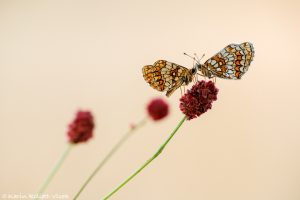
(73, 117, 148, 200)
(102, 116, 187, 200)
(37, 144, 73, 195)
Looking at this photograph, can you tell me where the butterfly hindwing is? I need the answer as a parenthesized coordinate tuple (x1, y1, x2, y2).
(142, 60, 191, 96)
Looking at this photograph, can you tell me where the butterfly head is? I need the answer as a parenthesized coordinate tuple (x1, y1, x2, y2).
(191, 67, 197, 75)
(195, 63, 201, 71)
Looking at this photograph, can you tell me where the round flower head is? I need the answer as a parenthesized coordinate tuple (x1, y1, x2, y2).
(67, 111, 95, 144)
(147, 98, 169, 121)
(180, 80, 218, 120)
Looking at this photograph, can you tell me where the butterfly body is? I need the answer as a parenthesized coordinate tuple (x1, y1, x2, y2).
(142, 42, 255, 97)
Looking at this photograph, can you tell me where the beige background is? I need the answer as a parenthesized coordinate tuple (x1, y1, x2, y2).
(1, 0, 300, 200)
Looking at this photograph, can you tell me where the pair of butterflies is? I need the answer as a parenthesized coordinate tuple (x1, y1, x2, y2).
(142, 42, 255, 97)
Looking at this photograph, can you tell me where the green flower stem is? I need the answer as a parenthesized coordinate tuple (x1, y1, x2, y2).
(73, 117, 148, 200)
(102, 116, 187, 200)
(37, 144, 73, 195)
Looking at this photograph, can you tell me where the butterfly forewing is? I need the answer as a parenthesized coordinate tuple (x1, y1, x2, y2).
(142, 60, 190, 96)
(204, 42, 255, 79)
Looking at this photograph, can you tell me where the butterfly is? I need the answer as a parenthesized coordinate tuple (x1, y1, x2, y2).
(142, 42, 255, 97)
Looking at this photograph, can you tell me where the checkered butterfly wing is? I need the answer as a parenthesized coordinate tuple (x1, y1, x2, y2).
(203, 42, 255, 79)
(142, 60, 190, 97)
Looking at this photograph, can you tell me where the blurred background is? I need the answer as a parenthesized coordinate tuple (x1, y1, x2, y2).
(1, 0, 300, 199)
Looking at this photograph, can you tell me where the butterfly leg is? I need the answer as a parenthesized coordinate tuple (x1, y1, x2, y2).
(197, 72, 206, 78)
(180, 86, 183, 96)
(213, 76, 216, 83)
(192, 74, 196, 83)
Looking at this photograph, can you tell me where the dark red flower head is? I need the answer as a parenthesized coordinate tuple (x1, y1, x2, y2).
(180, 80, 218, 120)
(147, 98, 169, 121)
(67, 110, 95, 144)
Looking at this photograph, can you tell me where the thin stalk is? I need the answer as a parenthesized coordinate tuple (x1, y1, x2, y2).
(37, 144, 73, 195)
(73, 117, 148, 200)
(102, 116, 187, 200)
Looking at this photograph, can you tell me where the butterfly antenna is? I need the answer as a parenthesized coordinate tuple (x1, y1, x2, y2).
(195, 53, 211, 73)
(194, 53, 205, 63)
(183, 52, 200, 65)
